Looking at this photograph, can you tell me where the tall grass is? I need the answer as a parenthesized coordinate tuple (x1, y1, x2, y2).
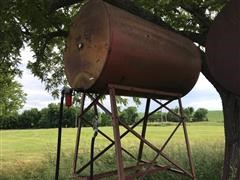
(2, 143, 223, 180)
(1, 125, 224, 179)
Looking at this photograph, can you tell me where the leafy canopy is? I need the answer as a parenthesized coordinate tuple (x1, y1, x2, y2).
(0, 0, 226, 96)
(0, 72, 26, 116)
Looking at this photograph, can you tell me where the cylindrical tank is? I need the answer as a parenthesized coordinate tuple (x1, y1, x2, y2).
(206, 0, 240, 96)
(64, 0, 201, 98)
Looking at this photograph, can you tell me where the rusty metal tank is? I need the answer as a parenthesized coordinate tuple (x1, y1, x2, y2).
(64, 0, 201, 98)
(206, 0, 240, 96)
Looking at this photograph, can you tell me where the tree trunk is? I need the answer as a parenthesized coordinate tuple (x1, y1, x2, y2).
(201, 49, 240, 179)
(219, 89, 240, 180)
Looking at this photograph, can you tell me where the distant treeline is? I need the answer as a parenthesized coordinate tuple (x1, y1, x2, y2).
(0, 103, 208, 129)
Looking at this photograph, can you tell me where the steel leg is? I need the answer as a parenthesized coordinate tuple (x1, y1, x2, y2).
(109, 88, 125, 179)
(137, 98, 151, 162)
(178, 98, 196, 179)
(55, 90, 65, 180)
(73, 93, 86, 175)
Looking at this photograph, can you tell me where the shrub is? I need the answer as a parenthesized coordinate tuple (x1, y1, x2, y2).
(120, 106, 138, 125)
(193, 108, 208, 122)
(18, 108, 41, 128)
(0, 114, 19, 129)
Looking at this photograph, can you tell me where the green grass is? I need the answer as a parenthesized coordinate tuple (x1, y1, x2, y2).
(1, 124, 224, 179)
(207, 110, 224, 122)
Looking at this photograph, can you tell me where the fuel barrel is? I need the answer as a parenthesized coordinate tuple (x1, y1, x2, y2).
(64, 0, 201, 98)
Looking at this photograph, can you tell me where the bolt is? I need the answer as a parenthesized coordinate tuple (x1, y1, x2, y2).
(78, 43, 83, 50)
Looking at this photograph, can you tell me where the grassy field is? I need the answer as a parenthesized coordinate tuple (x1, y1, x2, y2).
(207, 110, 224, 122)
(1, 117, 225, 180)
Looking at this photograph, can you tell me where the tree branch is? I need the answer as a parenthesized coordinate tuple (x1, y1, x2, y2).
(104, 0, 173, 30)
(49, 0, 173, 30)
(49, 0, 83, 12)
(180, 2, 212, 28)
(105, 0, 207, 46)
(106, 0, 205, 45)
(35, 30, 68, 60)
(49, 0, 206, 46)
(45, 29, 69, 39)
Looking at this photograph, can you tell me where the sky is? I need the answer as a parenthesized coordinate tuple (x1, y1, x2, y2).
(17, 48, 223, 111)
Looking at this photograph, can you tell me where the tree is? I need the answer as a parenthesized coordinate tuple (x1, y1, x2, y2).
(166, 108, 179, 122)
(185, 107, 195, 121)
(18, 108, 41, 128)
(148, 111, 163, 122)
(0, 72, 26, 116)
(81, 108, 96, 127)
(100, 112, 112, 126)
(38, 103, 59, 128)
(120, 106, 138, 125)
(63, 106, 78, 127)
(38, 103, 77, 128)
(0, 114, 19, 129)
(2, 0, 239, 178)
(192, 108, 208, 122)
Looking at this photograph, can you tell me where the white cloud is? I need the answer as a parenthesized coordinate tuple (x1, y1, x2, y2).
(186, 99, 222, 110)
(129, 74, 222, 111)
(17, 48, 58, 111)
(193, 73, 215, 91)
(182, 73, 222, 110)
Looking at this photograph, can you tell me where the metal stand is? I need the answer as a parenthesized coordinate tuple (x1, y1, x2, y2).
(72, 84, 196, 179)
